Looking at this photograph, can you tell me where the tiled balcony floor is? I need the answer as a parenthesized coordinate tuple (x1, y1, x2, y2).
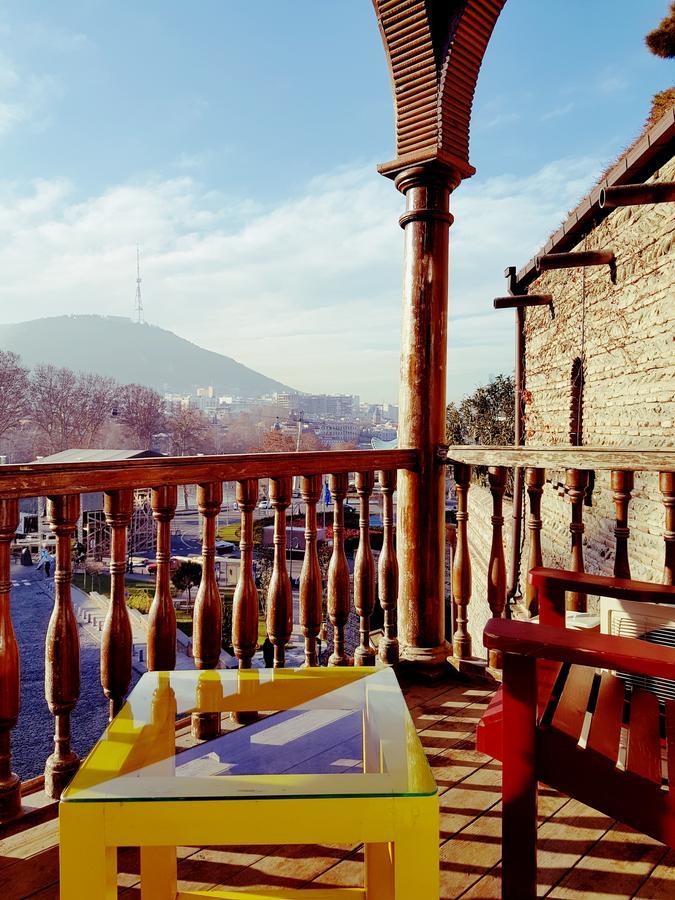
(2, 678, 673, 898)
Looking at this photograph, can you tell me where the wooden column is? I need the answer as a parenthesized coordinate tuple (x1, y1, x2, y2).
(232, 479, 258, 668)
(354, 471, 376, 666)
(486, 467, 507, 670)
(660, 472, 675, 585)
(45, 495, 81, 799)
(378, 469, 399, 666)
(611, 470, 634, 580)
(452, 462, 472, 659)
(101, 490, 133, 720)
(392, 162, 458, 668)
(0, 499, 20, 820)
(299, 474, 322, 668)
(327, 473, 351, 666)
(148, 486, 177, 671)
(267, 476, 293, 668)
(192, 482, 223, 740)
(525, 468, 545, 617)
(565, 469, 589, 611)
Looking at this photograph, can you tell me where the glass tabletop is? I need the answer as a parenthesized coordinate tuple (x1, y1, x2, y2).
(62, 667, 437, 803)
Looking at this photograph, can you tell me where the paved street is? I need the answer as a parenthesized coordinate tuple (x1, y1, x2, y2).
(10, 562, 140, 781)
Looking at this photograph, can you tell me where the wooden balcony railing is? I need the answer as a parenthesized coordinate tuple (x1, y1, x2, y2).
(0, 447, 416, 816)
(444, 445, 675, 671)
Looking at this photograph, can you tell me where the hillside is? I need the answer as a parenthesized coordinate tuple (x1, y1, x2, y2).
(0, 315, 292, 397)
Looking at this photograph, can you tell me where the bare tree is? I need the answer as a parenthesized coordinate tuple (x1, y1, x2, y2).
(72, 372, 119, 447)
(30, 365, 117, 453)
(0, 351, 29, 440)
(167, 406, 212, 457)
(118, 383, 165, 447)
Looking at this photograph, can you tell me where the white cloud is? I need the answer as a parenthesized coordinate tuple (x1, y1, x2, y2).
(541, 101, 575, 122)
(0, 155, 602, 403)
(0, 52, 61, 138)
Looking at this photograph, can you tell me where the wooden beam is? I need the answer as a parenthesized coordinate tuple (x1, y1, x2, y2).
(444, 445, 674, 472)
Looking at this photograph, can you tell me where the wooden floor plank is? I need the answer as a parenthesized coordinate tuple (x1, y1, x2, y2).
(547, 822, 668, 899)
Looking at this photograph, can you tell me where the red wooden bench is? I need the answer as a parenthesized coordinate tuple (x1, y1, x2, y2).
(477, 567, 675, 899)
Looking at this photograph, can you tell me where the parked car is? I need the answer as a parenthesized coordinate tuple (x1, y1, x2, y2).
(258, 499, 271, 509)
(146, 557, 180, 575)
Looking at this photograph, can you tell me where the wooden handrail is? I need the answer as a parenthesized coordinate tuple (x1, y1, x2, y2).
(484, 619, 675, 682)
(445, 445, 674, 472)
(0, 448, 419, 499)
(529, 567, 675, 603)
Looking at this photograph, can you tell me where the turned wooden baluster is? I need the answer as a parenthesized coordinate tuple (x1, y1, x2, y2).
(300, 474, 322, 667)
(101, 490, 133, 720)
(525, 467, 545, 617)
(232, 479, 258, 669)
(486, 467, 507, 670)
(148, 486, 178, 671)
(192, 482, 223, 740)
(378, 469, 399, 666)
(611, 470, 634, 580)
(45, 495, 81, 799)
(452, 463, 472, 659)
(0, 499, 21, 820)
(661, 472, 675, 585)
(354, 471, 376, 666)
(267, 477, 293, 668)
(566, 468, 589, 611)
(327, 474, 351, 666)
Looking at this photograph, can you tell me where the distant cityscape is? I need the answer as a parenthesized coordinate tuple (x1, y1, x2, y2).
(160, 387, 399, 452)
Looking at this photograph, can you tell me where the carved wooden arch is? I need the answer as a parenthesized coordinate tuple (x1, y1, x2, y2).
(373, 0, 507, 180)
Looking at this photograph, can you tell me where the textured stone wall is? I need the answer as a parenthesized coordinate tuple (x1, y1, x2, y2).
(455, 157, 674, 660)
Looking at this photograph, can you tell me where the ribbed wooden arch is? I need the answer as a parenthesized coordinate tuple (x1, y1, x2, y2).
(373, 0, 507, 180)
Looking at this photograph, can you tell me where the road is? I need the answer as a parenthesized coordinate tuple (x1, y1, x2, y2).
(10, 562, 140, 781)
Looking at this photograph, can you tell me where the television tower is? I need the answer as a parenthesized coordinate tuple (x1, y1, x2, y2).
(134, 245, 144, 324)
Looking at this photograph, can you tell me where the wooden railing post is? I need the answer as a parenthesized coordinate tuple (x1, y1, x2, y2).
(354, 471, 376, 666)
(232, 479, 259, 669)
(565, 468, 589, 611)
(611, 470, 634, 580)
(148, 486, 178, 671)
(102, 489, 134, 720)
(660, 472, 675, 585)
(267, 476, 293, 668)
(300, 474, 322, 668)
(452, 462, 472, 659)
(0, 499, 21, 820)
(45, 494, 80, 799)
(486, 466, 507, 670)
(378, 469, 399, 666)
(192, 481, 223, 740)
(525, 467, 545, 617)
(327, 473, 351, 666)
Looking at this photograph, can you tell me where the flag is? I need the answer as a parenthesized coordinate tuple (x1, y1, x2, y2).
(323, 481, 331, 505)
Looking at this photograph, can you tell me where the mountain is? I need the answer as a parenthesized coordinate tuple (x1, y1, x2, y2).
(0, 315, 292, 397)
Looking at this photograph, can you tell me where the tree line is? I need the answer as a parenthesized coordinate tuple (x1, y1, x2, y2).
(0, 349, 331, 462)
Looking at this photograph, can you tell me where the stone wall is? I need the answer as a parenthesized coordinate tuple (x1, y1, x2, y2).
(454, 156, 674, 660)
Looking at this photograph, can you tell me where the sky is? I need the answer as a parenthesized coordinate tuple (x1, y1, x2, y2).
(0, 0, 671, 404)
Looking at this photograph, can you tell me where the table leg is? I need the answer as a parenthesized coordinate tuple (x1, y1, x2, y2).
(393, 801, 439, 899)
(365, 842, 394, 899)
(59, 803, 117, 899)
(141, 845, 177, 899)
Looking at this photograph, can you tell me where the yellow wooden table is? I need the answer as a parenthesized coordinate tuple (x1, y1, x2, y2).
(59, 667, 439, 899)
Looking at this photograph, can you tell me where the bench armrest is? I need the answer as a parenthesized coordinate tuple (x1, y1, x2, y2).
(484, 618, 675, 682)
(529, 567, 675, 604)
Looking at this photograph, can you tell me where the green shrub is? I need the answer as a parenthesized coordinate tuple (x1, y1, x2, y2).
(126, 587, 154, 614)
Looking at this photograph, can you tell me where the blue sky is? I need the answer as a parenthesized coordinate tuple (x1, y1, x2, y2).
(0, 1, 671, 402)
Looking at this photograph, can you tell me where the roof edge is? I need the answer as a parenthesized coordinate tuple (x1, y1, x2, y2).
(514, 108, 675, 292)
